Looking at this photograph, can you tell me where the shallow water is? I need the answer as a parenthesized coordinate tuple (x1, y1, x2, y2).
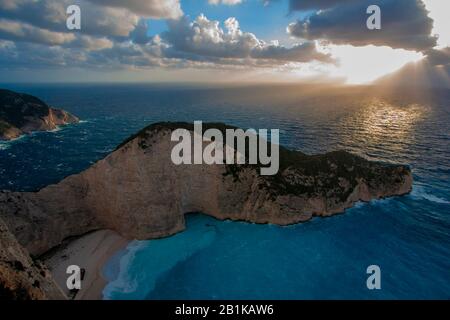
(0, 84, 449, 299)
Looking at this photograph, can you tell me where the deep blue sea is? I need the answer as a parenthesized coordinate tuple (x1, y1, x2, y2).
(0, 84, 449, 299)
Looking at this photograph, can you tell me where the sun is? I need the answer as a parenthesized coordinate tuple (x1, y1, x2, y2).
(325, 45, 423, 84)
(304, 0, 450, 85)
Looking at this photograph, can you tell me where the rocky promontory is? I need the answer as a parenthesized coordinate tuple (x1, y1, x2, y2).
(0, 122, 413, 258)
(0, 89, 79, 141)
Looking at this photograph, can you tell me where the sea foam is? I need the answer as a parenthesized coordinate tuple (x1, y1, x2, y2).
(411, 185, 450, 204)
(102, 215, 217, 300)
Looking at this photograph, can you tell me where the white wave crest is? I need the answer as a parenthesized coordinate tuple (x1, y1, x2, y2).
(410, 185, 450, 204)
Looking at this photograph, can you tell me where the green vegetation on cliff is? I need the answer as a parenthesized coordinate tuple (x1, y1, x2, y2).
(117, 121, 411, 202)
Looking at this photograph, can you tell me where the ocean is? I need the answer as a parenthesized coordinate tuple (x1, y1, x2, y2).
(0, 83, 449, 299)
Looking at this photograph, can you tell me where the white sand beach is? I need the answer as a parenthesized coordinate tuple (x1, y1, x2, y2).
(43, 230, 128, 300)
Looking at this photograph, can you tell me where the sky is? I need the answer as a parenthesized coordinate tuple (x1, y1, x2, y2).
(0, 0, 449, 84)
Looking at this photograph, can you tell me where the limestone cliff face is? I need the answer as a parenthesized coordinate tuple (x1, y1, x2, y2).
(0, 89, 79, 141)
(0, 217, 65, 300)
(0, 123, 413, 257)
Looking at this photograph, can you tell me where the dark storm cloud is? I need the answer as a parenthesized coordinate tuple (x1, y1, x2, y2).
(425, 47, 450, 66)
(287, 0, 437, 52)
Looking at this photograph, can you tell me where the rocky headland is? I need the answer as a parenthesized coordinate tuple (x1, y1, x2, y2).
(0, 122, 413, 299)
(0, 122, 413, 255)
(0, 89, 79, 141)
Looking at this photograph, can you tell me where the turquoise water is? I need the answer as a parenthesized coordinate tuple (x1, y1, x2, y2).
(0, 84, 449, 299)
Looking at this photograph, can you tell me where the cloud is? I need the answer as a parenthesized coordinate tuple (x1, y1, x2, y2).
(0, 0, 28, 10)
(0, 13, 334, 72)
(208, 0, 244, 5)
(0, 40, 78, 68)
(0, 18, 115, 53)
(130, 20, 152, 45)
(85, 0, 183, 19)
(163, 15, 333, 65)
(288, 0, 357, 11)
(0, 0, 333, 74)
(0, 38, 162, 70)
(0, 18, 75, 45)
(0, 0, 140, 38)
(287, 0, 437, 52)
(425, 47, 450, 66)
(73, 35, 114, 51)
(251, 41, 334, 63)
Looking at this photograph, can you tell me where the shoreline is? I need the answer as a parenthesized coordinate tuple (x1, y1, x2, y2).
(42, 229, 128, 300)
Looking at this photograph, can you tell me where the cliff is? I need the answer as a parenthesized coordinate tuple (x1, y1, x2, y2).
(0, 122, 413, 258)
(0, 217, 65, 300)
(0, 89, 79, 141)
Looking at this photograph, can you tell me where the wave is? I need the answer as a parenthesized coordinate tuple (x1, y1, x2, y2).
(1, 122, 84, 148)
(0, 134, 28, 150)
(410, 185, 450, 204)
(49, 127, 62, 133)
(102, 241, 147, 299)
(0, 142, 10, 151)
